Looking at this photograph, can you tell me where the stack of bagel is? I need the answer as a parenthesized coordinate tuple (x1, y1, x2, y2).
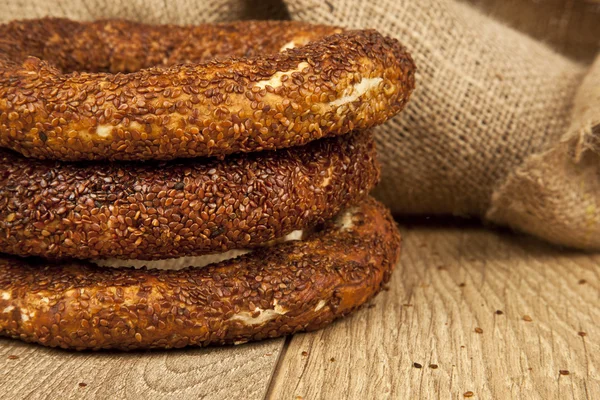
(0, 19, 415, 350)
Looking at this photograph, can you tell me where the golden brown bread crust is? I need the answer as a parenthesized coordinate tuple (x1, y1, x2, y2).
(0, 19, 415, 160)
(0, 19, 341, 73)
(0, 131, 379, 260)
(0, 197, 401, 350)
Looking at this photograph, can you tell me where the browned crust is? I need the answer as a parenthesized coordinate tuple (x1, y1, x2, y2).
(0, 19, 415, 160)
(0, 197, 401, 351)
(0, 131, 379, 260)
(0, 19, 341, 74)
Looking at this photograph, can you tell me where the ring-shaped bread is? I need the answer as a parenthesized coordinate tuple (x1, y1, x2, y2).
(0, 197, 400, 350)
(0, 19, 415, 160)
(0, 131, 379, 260)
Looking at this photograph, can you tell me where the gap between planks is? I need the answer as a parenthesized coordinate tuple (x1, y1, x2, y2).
(266, 221, 600, 399)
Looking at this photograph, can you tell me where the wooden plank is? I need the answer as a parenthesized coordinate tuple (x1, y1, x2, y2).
(267, 222, 600, 399)
(1, 223, 598, 399)
(0, 337, 285, 399)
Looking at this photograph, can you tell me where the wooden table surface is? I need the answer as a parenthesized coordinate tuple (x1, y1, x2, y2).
(0, 221, 598, 399)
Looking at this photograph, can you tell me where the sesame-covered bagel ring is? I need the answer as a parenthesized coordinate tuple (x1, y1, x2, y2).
(0, 19, 415, 160)
(0, 197, 400, 350)
(0, 131, 379, 260)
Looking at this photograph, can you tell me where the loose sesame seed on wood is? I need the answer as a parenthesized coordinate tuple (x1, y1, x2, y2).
(0, 131, 379, 260)
(0, 197, 401, 351)
(0, 18, 415, 161)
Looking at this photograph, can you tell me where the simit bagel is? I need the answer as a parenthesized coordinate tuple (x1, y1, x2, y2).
(0, 131, 379, 260)
(0, 19, 415, 160)
(0, 197, 400, 350)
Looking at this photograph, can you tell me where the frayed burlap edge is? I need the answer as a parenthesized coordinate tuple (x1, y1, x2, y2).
(487, 56, 600, 249)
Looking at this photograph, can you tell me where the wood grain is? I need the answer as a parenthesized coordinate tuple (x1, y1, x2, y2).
(0, 337, 284, 399)
(267, 222, 600, 399)
(1, 222, 598, 399)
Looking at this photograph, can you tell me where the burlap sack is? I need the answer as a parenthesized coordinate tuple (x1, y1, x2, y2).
(3, 0, 600, 249)
(282, 0, 600, 249)
(468, 0, 600, 64)
(0, 0, 288, 23)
